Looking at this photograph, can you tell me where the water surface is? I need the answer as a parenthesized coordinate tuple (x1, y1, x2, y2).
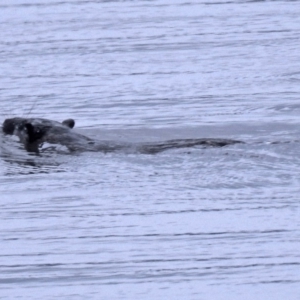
(1, 0, 300, 299)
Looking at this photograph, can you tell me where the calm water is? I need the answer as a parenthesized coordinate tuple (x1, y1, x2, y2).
(1, 0, 300, 299)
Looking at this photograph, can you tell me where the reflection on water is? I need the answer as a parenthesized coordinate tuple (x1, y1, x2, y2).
(1, 0, 300, 299)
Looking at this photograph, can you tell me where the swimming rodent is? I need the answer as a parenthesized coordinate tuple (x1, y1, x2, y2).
(2, 117, 243, 154)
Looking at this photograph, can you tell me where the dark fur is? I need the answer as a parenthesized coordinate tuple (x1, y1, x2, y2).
(2, 117, 243, 154)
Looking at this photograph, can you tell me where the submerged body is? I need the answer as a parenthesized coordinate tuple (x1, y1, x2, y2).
(2, 117, 243, 154)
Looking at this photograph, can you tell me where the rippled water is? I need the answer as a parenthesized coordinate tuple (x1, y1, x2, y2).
(1, 0, 300, 299)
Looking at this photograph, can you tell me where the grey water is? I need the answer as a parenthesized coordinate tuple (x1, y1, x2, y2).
(1, 0, 300, 299)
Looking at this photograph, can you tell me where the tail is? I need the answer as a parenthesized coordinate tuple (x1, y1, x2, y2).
(139, 138, 243, 154)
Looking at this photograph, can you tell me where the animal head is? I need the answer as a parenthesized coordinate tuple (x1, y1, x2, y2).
(2, 117, 76, 146)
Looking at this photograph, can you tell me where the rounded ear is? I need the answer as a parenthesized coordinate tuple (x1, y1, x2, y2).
(62, 119, 75, 129)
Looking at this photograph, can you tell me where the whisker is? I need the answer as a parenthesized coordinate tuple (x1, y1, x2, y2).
(26, 99, 38, 117)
